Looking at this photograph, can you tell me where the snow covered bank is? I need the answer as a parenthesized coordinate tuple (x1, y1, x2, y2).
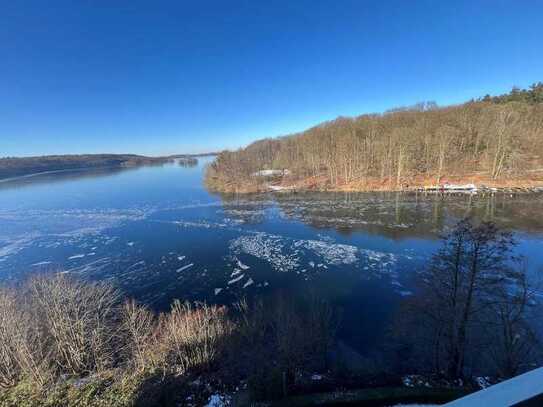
(252, 169, 290, 177)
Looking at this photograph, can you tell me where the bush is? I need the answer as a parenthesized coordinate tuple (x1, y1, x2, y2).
(0, 286, 54, 388)
(120, 299, 157, 372)
(0, 288, 22, 388)
(28, 274, 121, 376)
(157, 300, 234, 374)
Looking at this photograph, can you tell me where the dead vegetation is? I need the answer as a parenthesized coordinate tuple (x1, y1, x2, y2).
(206, 84, 543, 192)
(0, 273, 341, 405)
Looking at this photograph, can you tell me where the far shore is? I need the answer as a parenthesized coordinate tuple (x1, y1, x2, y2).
(0, 153, 212, 181)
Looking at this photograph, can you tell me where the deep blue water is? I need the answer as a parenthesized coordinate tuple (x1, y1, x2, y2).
(1, 157, 542, 353)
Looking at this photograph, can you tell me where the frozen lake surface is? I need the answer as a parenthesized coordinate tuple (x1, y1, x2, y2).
(1, 157, 543, 353)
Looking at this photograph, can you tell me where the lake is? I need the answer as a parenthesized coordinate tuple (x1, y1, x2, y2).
(1, 157, 542, 355)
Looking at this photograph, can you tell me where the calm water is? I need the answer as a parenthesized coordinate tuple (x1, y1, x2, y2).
(1, 157, 543, 353)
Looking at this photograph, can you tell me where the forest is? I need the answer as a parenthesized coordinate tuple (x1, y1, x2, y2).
(206, 83, 543, 193)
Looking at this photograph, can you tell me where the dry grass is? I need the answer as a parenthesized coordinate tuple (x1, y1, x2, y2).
(29, 274, 121, 376)
(121, 299, 156, 372)
(0, 274, 343, 404)
(157, 300, 234, 374)
(0, 288, 23, 388)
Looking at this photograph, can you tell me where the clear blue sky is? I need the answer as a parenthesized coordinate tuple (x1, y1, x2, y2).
(1, 1, 542, 157)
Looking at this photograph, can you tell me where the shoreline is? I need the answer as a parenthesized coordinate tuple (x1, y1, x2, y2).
(0, 166, 123, 183)
(0, 153, 199, 182)
(206, 175, 543, 195)
(0, 157, 202, 183)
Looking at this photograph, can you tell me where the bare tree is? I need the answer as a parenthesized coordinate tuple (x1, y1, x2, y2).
(403, 219, 529, 379)
(485, 267, 541, 378)
(206, 90, 543, 193)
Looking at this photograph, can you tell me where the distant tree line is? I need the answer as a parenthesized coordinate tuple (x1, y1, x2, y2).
(206, 84, 543, 192)
(0, 154, 174, 180)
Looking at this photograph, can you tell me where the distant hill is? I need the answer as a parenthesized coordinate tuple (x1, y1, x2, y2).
(206, 83, 543, 193)
(0, 154, 175, 180)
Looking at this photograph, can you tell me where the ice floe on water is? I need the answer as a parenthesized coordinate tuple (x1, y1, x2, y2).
(228, 274, 245, 285)
(236, 258, 250, 270)
(68, 254, 86, 260)
(62, 257, 112, 275)
(0, 193, 426, 303)
(221, 207, 266, 224)
(230, 233, 300, 272)
(0, 235, 39, 260)
(31, 261, 52, 266)
(224, 230, 409, 292)
(176, 263, 194, 272)
(361, 249, 397, 265)
(125, 260, 146, 273)
(294, 239, 358, 265)
(229, 232, 378, 273)
(170, 218, 243, 229)
(243, 278, 254, 288)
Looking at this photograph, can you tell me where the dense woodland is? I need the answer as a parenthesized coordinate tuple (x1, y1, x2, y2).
(206, 84, 543, 192)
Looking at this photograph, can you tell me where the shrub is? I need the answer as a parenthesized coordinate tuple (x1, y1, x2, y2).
(157, 300, 234, 374)
(0, 288, 22, 388)
(120, 299, 157, 372)
(28, 274, 121, 376)
(0, 286, 54, 388)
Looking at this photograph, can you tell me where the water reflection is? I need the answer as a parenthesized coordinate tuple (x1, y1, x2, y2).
(217, 191, 543, 238)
